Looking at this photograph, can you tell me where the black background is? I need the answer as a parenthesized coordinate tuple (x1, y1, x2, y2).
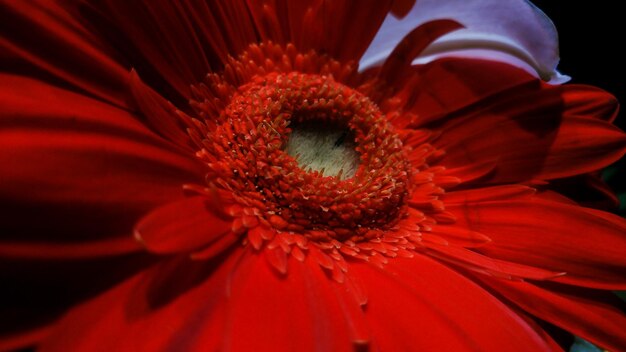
(532, 1, 625, 125)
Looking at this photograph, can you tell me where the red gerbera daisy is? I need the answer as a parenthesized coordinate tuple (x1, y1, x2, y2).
(1, 0, 626, 351)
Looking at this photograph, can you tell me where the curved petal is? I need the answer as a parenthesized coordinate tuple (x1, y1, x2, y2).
(376, 19, 463, 87)
(361, 0, 564, 82)
(0, 0, 129, 107)
(0, 253, 151, 351)
(389, 58, 618, 131)
(0, 75, 205, 242)
(478, 278, 626, 352)
(39, 249, 365, 351)
(390, 61, 623, 185)
(448, 195, 626, 289)
(0, 75, 201, 344)
(384, 58, 538, 127)
(561, 85, 620, 122)
(37, 251, 245, 352)
(432, 83, 626, 184)
(428, 224, 492, 248)
(129, 70, 195, 152)
(221, 252, 363, 351)
(414, 49, 570, 85)
(0, 324, 53, 352)
(351, 255, 556, 351)
(443, 185, 536, 205)
(425, 243, 564, 281)
(0, 237, 141, 260)
(245, 0, 395, 62)
(88, 0, 397, 98)
(134, 196, 234, 255)
(84, 0, 258, 99)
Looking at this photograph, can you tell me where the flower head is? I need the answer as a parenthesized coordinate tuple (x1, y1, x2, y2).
(1, 1, 626, 351)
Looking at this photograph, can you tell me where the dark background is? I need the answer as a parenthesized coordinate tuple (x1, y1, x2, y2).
(533, 1, 625, 111)
(533, 1, 626, 213)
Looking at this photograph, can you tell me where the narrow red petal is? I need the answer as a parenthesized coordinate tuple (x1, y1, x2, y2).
(222, 253, 358, 351)
(450, 196, 626, 289)
(134, 197, 233, 254)
(378, 19, 463, 88)
(3, 254, 150, 351)
(89, 0, 258, 98)
(264, 246, 288, 275)
(428, 224, 492, 248)
(439, 159, 497, 186)
(435, 111, 626, 184)
(128, 70, 194, 151)
(385, 58, 536, 126)
(0, 237, 140, 260)
(390, 0, 416, 18)
(426, 243, 564, 280)
(38, 249, 248, 351)
(443, 185, 536, 204)
(0, 75, 204, 242)
(0, 323, 53, 352)
(351, 255, 554, 351)
(0, 1, 129, 107)
(562, 84, 619, 122)
(189, 232, 240, 261)
(321, 1, 395, 62)
(479, 278, 626, 352)
(246, 227, 265, 250)
(256, 0, 394, 62)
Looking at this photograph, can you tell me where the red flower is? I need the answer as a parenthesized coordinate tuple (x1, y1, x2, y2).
(1, 1, 626, 351)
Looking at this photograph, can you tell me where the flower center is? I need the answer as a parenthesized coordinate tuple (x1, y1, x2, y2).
(196, 71, 411, 241)
(284, 120, 359, 179)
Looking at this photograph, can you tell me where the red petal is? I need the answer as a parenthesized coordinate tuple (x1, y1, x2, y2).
(38, 250, 248, 351)
(378, 19, 463, 88)
(0, 237, 140, 260)
(512, 308, 564, 352)
(389, 59, 620, 167)
(449, 196, 626, 289)
(434, 100, 626, 184)
(443, 185, 535, 204)
(562, 84, 619, 122)
(351, 255, 554, 351)
(264, 246, 289, 275)
(390, 0, 416, 18)
(0, 1, 128, 107)
(439, 159, 497, 186)
(426, 243, 563, 280)
(301, 0, 394, 62)
(247, 227, 266, 250)
(427, 224, 492, 248)
(386, 58, 536, 126)
(50, 250, 358, 351)
(0, 75, 204, 242)
(128, 70, 194, 151)
(89, 0, 257, 98)
(223, 254, 362, 351)
(0, 322, 53, 351)
(479, 278, 626, 352)
(2, 253, 150, 350)
(135, 197, 233, 254)
(246, 0, 395, 62)
(189, 232, 241, 261)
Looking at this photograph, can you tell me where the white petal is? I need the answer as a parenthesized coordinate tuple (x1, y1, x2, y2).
(360, 0, 565, 83)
